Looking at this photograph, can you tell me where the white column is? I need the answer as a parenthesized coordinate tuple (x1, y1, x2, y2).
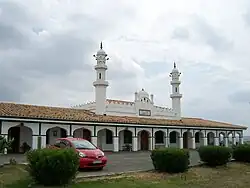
(224, 137, 228, 147)
(179, 137, 183, 149)
(165, 136, 169, 147)
(203, 137, 207, 146)
(113, 137, 119, 152)
(149, 136, 152, 150)
(214, 137, 219, 146)
(239, 137, 244, 144)
(191, 137, 195, 149)
(132, 137, 138, 151)
(32, 136, 38, 149)
(152, 136, 155, 150)
(91, 136, 97, 146)
(41, 136, 46, 148)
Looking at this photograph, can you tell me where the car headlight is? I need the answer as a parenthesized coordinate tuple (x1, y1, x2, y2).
(100, 151, 104, 156)
(79, 152, 86, 158)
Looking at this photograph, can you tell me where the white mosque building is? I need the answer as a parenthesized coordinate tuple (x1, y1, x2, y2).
(0, 42, 247, 153)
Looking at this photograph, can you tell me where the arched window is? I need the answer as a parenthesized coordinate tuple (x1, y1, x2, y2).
(175, 87, 178, 92)
(99, 73, 102, 79)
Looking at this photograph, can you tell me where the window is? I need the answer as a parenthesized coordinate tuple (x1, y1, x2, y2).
(155, 131, 164, 144)
(106, 129, 113, 144)
(195, 133, 200, 143)
(123, 130, 132, 144)
(99, 73, 102, 79)
(175, 87, 178, 92)
(71, 140, 96, 150)
(169, 132, 177, 143)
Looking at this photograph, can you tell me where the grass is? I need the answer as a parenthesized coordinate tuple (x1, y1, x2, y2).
(3, 162, 250, 188)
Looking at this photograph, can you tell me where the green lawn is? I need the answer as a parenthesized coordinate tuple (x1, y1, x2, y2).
(3, 162, 250, 188)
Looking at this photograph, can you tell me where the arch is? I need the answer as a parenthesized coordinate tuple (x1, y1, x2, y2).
(8, 124, 33, 153)
(183, 131, 192, 149)
(195, 131, 204, 148)
(169, 131, 180, 148)
(73, 128, 91, 141)
(207, 132, 215, 145)
(227, 132, 234, 147)
(46, 127, 67, 146)
(138, 130, 150, 151)
(97, 128, 114, 151)
(119, 129, 133, 151)
(218, 132, 226, 146)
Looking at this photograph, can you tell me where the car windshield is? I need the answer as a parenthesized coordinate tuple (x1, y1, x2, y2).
(71, 140, 97, 150)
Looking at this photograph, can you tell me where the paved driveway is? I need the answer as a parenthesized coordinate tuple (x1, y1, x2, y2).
(0, 150, 201, 177)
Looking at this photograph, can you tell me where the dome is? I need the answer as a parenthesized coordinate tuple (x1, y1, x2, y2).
(138, 88, 149, 98)
(97, 41, 106, 55)
(171, 62, 179, 73)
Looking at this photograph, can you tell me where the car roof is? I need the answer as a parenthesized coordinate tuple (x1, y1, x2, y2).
(58, 137, 86, 141)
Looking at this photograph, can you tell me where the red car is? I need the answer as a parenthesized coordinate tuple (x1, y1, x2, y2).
(49, 137, 107, 170)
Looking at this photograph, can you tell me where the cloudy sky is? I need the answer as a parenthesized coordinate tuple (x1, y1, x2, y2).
(1, 0, 250, 134)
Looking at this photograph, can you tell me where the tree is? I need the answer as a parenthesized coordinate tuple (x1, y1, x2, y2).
(0, 136, 13, 153)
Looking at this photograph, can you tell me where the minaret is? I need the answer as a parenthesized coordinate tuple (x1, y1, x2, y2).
(169, 62, 182, 119)
(93, 42, 109, 115)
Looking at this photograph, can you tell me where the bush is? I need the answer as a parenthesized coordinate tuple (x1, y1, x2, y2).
(198, 145, 232, 167)
(233, 144, 250, 162)
(26, 148, 79, 186)
(151, 147, 189, 173)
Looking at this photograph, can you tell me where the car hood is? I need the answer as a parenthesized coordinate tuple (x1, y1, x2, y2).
(77, 149, 103, 157)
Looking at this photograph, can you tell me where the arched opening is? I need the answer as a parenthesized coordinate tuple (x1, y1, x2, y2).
(46, 127, 67, 146)
(8, 124, 33, 153)
(97, 129, 114, 151)
(119, 130, 133, 151)
(73, 128, 91, 142)
(183, 131, 192, 149)
(235, 131, 242, 145)
(138, 130, 149, 151)
(155, 131, 165, 149)
(207, 132, 215, 145)
(169, 131, 180, 148)
(219, 132, 226, 146)
(195, 131, 204, 148)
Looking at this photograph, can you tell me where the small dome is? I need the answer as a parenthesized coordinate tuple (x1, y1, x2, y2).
(138, 88, 149, 98)
(97, 41, 106, 55)
(171, 62, 179, 73)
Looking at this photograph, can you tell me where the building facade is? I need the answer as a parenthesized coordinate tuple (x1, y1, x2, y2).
(0, 43, 247, 153)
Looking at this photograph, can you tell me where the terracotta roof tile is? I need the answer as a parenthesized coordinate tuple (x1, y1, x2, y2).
(0, 102, 247, 129)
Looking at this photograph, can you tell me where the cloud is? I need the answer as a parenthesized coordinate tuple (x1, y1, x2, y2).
(1, 0, 250, 135)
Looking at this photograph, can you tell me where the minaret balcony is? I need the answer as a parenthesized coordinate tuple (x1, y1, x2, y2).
(170, 93, 182, 98)
(170, 80, 181, 85)
(93, 80, 109, 87)
(95, 64, 108, 70)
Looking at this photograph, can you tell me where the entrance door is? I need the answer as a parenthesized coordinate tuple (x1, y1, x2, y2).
(140, 131, 149, 150)
(8, 127, 20, 153)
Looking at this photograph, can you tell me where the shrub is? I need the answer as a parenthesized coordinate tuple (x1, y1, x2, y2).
(198, 145, 232, 167)
(151, 147, 189, 173)
(233, 143, 250, 162)
(26, 148, 79, 186)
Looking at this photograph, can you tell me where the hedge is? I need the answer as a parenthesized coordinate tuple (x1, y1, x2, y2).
(151, 148, 190, 173)
(26, 148, 79, 186)
(198, 145, 232, 167)
(233, 144, 250, 162)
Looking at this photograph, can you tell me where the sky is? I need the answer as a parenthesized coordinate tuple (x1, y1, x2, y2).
(1, 0, 250, 135)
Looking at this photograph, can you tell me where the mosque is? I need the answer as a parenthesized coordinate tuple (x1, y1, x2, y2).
(0, 42, 247, 153)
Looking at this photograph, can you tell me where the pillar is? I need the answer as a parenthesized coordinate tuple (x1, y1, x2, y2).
(232, 137, 236, 145)
(239, 136, 244, 144)
(191, 137, 196, 149)
(149, 136, 152, 150)
(165, 136, 169, 147)
(32, 136, 38, 149)
(224, 137, 228, 147)
(179, 137, 183, 149)
(203, 137, 207, 146)
(41, 135, 46, 148)
(214, 137, 219, 146)
(132, 137, 138, 151)
(113, 137, 119, 152)
(151, 136, 155, 150)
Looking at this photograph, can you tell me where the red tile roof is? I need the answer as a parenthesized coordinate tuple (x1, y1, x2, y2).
(0, 102, 247, 129)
